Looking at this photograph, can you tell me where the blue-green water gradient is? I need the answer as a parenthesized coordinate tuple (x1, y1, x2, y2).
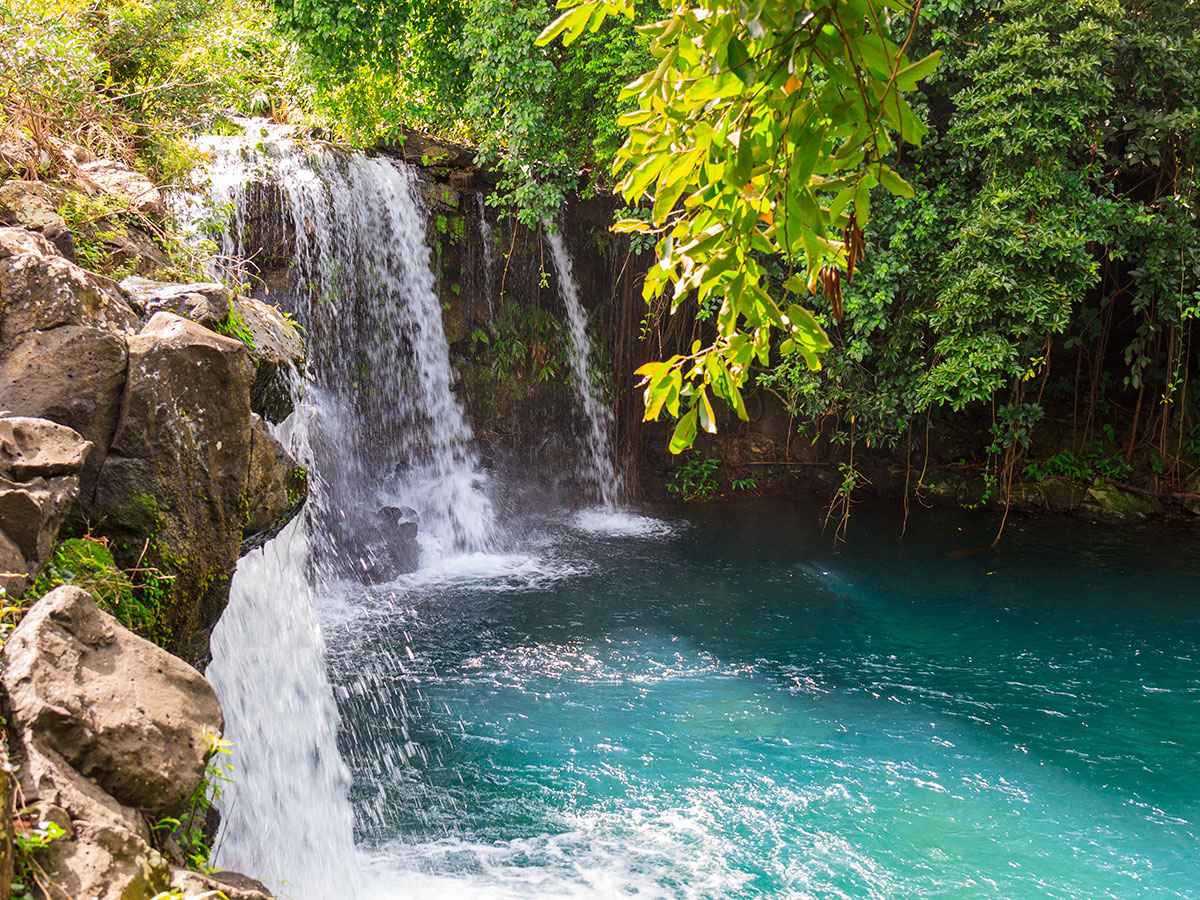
(328, 503, 1200, 898)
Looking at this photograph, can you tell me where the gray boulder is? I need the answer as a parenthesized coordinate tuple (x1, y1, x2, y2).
(119, 274, 228, 320)
(0, 324, 127, 498)
(77, 159, 166, 219)
(0, 417, 91, 597)
(118, 278, 303, 422)
(95, 312, 254, 663)
(0, 179, 73, 258)
(0, 586, 231, 899)
(0, 226, 138, 342)
(2, 586, 223, 813)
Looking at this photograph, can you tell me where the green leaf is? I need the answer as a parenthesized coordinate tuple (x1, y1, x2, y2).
(535, 4, 594, 47)
(878, 163, 915, 198)
(669, 406, 699, 454)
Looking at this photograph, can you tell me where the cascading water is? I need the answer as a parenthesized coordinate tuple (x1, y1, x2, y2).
(193, 123, 498, 898)
(545, 230, 623, 507)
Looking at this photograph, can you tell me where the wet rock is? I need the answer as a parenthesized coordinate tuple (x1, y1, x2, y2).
(0, 417, 91, 597)
(1, 585, 223, 813)
(77, 158, 166, 219)
(243, 414, 306, 547)
(1082, 480, 1160, 521)
(95, 312, 254, 663)
(237, 297, 304, 423)
(0, 179, 73, 258)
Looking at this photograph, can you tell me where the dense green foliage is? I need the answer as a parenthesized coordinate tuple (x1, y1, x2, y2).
(1, 0, 306, 181)
(759, 0, 1200, 498)
(272, 0, 652, 222)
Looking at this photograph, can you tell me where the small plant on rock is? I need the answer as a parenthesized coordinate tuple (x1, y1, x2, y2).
(667, 454, 720, 502)
(152, 729, 234, 874)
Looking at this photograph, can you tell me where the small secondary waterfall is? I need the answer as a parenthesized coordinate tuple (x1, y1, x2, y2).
(545, 230, 623, 506)
(194, 124, 498, 898)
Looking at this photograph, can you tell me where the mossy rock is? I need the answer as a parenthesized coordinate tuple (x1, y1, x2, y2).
(1083, 480, 1160, 521)
(27, 538, 171, 644)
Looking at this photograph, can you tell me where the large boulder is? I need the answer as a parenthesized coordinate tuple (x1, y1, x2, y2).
(0, 226, 138, 342)
(95, 312, 254, 663)
(0, 179, 73, 258)
(0, 586, 228, 899)
(0, 417, 91, 597)
(77, 159, 166, 219)
(0, 324, 127, 498)
(0, 226, 136, 501)
(118, 277, 303, 422)
(120, 274, 228, 320)
(2, 586, 223, 812)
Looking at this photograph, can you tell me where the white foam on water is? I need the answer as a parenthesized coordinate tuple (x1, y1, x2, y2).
(570, 506, 680, 538)
(389, 551, 591, 593)
(357, 805, 757, 900)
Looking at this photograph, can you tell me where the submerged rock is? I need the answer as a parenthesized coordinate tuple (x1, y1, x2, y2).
(1083, 480, 1160, 521)
(0, 417, 91, 597)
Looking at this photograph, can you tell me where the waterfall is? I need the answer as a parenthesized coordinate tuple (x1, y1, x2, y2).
(545, 230, 623, 507)
(476, 193, 495, 322)
(207, 519, 360, 897)
(190, 123, 498, 898)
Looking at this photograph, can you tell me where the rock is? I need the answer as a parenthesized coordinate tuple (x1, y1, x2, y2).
(326, 504, 420, 582)
(120, 274, 228, 320)
(104, 223, 173, 276)
(237, 297, 304, 422)
(0, 417, 90, 597)
(0, 226, 138, 343)
(172, 869, 274, 899)
(37, 815, 172, 900)
(1, 585, 223, 814)
(117, 279, 303, 421)
(95, 312, 254, 663)
(1083, 480, 1160, 521)
(243, 414, 306, 546)
(0, 324, 128, 497)
(0, 416, 92, 478)
(77, 158, 166, 219)
(0, 179, 74, 258)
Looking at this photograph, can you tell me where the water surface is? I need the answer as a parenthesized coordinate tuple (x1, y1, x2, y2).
(325, 503, 1200, 898)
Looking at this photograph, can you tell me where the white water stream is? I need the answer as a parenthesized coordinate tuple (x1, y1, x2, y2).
(193, 124, 498, 898)
(545, 231, 623, 507)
